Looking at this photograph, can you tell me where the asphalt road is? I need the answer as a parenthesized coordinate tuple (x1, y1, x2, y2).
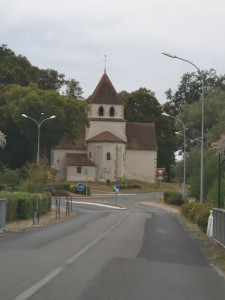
(1, 193, 225, 300)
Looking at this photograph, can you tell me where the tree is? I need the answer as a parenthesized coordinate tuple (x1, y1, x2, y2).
(0, 83, 89, 168)
(166, 69, 225, 115)
(65, 79, 84, 99)
(173, 88, 225, 202)
(0, 44, 83, 96)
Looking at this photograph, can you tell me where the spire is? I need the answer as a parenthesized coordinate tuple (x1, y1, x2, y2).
(103, 55, 108, 74)
(87, 73, 123, 104)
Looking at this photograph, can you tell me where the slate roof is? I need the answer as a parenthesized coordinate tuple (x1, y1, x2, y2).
(126, 123, 158, 150)
(87, 131, 126, 143)
(66, 153, 96, 166)
(87, 73, 123, 105)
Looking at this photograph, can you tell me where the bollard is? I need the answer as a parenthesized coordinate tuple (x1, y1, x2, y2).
(0, 198, 6, 233)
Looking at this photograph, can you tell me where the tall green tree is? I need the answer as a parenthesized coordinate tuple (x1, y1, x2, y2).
(173, 88, 225, 202)
(166, 69, 225, 115)
(0, 44, 83, 96)
(0, 84, 89, 168)
(64, 78, 84, 99)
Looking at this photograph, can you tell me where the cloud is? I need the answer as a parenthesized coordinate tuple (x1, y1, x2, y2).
(1, 0, 225, 101)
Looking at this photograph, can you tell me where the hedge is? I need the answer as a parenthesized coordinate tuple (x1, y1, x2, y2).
(0, 191, 51, 222)
(181, 202, 213, 233)
(70, 184, 91, 195)
(163, 191, 184, 206)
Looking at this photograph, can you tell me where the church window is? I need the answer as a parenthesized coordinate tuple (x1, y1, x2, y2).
(107, 152, 111, 160)
(109, 106, 115, 117)
(77, 166, 81, 173)
(99, 106, 104, 116)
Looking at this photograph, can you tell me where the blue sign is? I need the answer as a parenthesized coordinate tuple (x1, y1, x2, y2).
(113, 185, 120, 193)
(77, 183, 85, 191)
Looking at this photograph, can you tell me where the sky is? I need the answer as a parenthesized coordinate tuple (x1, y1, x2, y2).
(1, 0, 225, 103)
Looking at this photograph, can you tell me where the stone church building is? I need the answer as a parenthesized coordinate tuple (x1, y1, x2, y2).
(51, 72, 158, 183)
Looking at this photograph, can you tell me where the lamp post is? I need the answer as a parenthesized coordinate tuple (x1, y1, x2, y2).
(162, 112, 186, 202)
(162, 52, 204, 203)
(22, 113, 56, 164)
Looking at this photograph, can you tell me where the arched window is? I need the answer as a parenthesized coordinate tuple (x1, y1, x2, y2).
(99, 106, 104, 116)
(109, 106, 115, 117)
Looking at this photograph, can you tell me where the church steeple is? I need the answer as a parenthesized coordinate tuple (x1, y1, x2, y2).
(87, 73, 123, 105)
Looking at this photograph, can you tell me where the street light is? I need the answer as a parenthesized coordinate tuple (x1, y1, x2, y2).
(162, 52, 204, 203)
(22, 113, 56, 164)
(162, 112, 186, 202)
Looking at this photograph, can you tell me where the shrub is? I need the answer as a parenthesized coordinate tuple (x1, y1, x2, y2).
(52, 190, 70, 196)
(70, 184, 91, 195)
(181, 202, 213, 233)
(0, 191, 51, 222)
(19, 162, 49, 193)
(164, 191, 184, 206)
(0, 165, 22, 187)
(196, 206, 213, 233)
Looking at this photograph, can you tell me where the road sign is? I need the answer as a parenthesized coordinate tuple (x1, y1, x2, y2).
(157, 176, 163, 180)
(113, 185, 120, 193)
(156, 168, 165, 176)
(77, 183, 84, 191)
(102, 169, 111, 175)
(83, 167, 88, 175)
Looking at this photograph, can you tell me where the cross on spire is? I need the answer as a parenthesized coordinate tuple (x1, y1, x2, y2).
(103, 55, 109, 74)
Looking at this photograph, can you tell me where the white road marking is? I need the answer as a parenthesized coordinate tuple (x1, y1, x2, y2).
(14, 212, 128, 300)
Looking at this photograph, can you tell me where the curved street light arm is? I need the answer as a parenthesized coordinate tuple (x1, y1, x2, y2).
(162, 52, 204, 203)
(21, 114, 56, 164)
(162, 112, 186, 201)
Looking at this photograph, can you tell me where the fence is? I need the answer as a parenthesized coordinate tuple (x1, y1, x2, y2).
(212, 208, 225, 247)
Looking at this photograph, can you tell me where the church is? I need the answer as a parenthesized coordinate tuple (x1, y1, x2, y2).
(51, 72, 158, 183)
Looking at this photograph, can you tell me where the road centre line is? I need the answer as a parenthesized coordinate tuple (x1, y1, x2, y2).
(14, 212, 129, 300)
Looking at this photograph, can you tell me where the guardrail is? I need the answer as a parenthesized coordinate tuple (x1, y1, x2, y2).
(212, 208, 225, 247)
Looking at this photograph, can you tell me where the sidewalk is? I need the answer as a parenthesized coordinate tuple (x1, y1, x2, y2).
(5, 207, 76, 233)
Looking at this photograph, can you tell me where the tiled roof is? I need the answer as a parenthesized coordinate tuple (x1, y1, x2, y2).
(66, 153, 96, 166)
(55, 127, 86, 150)
(87, 131, 126, 143)
(126, 123, 158, 150)
(87, 73, 123, 105)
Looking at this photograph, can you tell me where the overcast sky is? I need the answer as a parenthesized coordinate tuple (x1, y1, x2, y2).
(1, 0, 225, 103)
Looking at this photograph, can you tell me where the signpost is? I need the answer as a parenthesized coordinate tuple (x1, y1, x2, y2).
(113, 185, 120, 205)
(102, 169, 111, 185)
(83, 167, 88, 198)
(156, 168, 165, 201)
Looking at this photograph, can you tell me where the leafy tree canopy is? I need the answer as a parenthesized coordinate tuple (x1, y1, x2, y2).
(166, 69, 225, 115)
(0, 84, 89, 168)
(0, 44, 83, 97)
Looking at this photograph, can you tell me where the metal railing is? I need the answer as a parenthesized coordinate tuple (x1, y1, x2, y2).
(212, 208, 225, 247)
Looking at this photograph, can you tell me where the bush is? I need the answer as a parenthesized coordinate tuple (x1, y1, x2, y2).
(0, 165, 22, 187)
(50, 183, 71, 191)
(0, 191, 51, 222)
(52, 190, 70, 196)
(164, 191, 184, 206)
(19, 162, 49, 193)
(70, 184, 91, 195)
(181, 202, 213, 233)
